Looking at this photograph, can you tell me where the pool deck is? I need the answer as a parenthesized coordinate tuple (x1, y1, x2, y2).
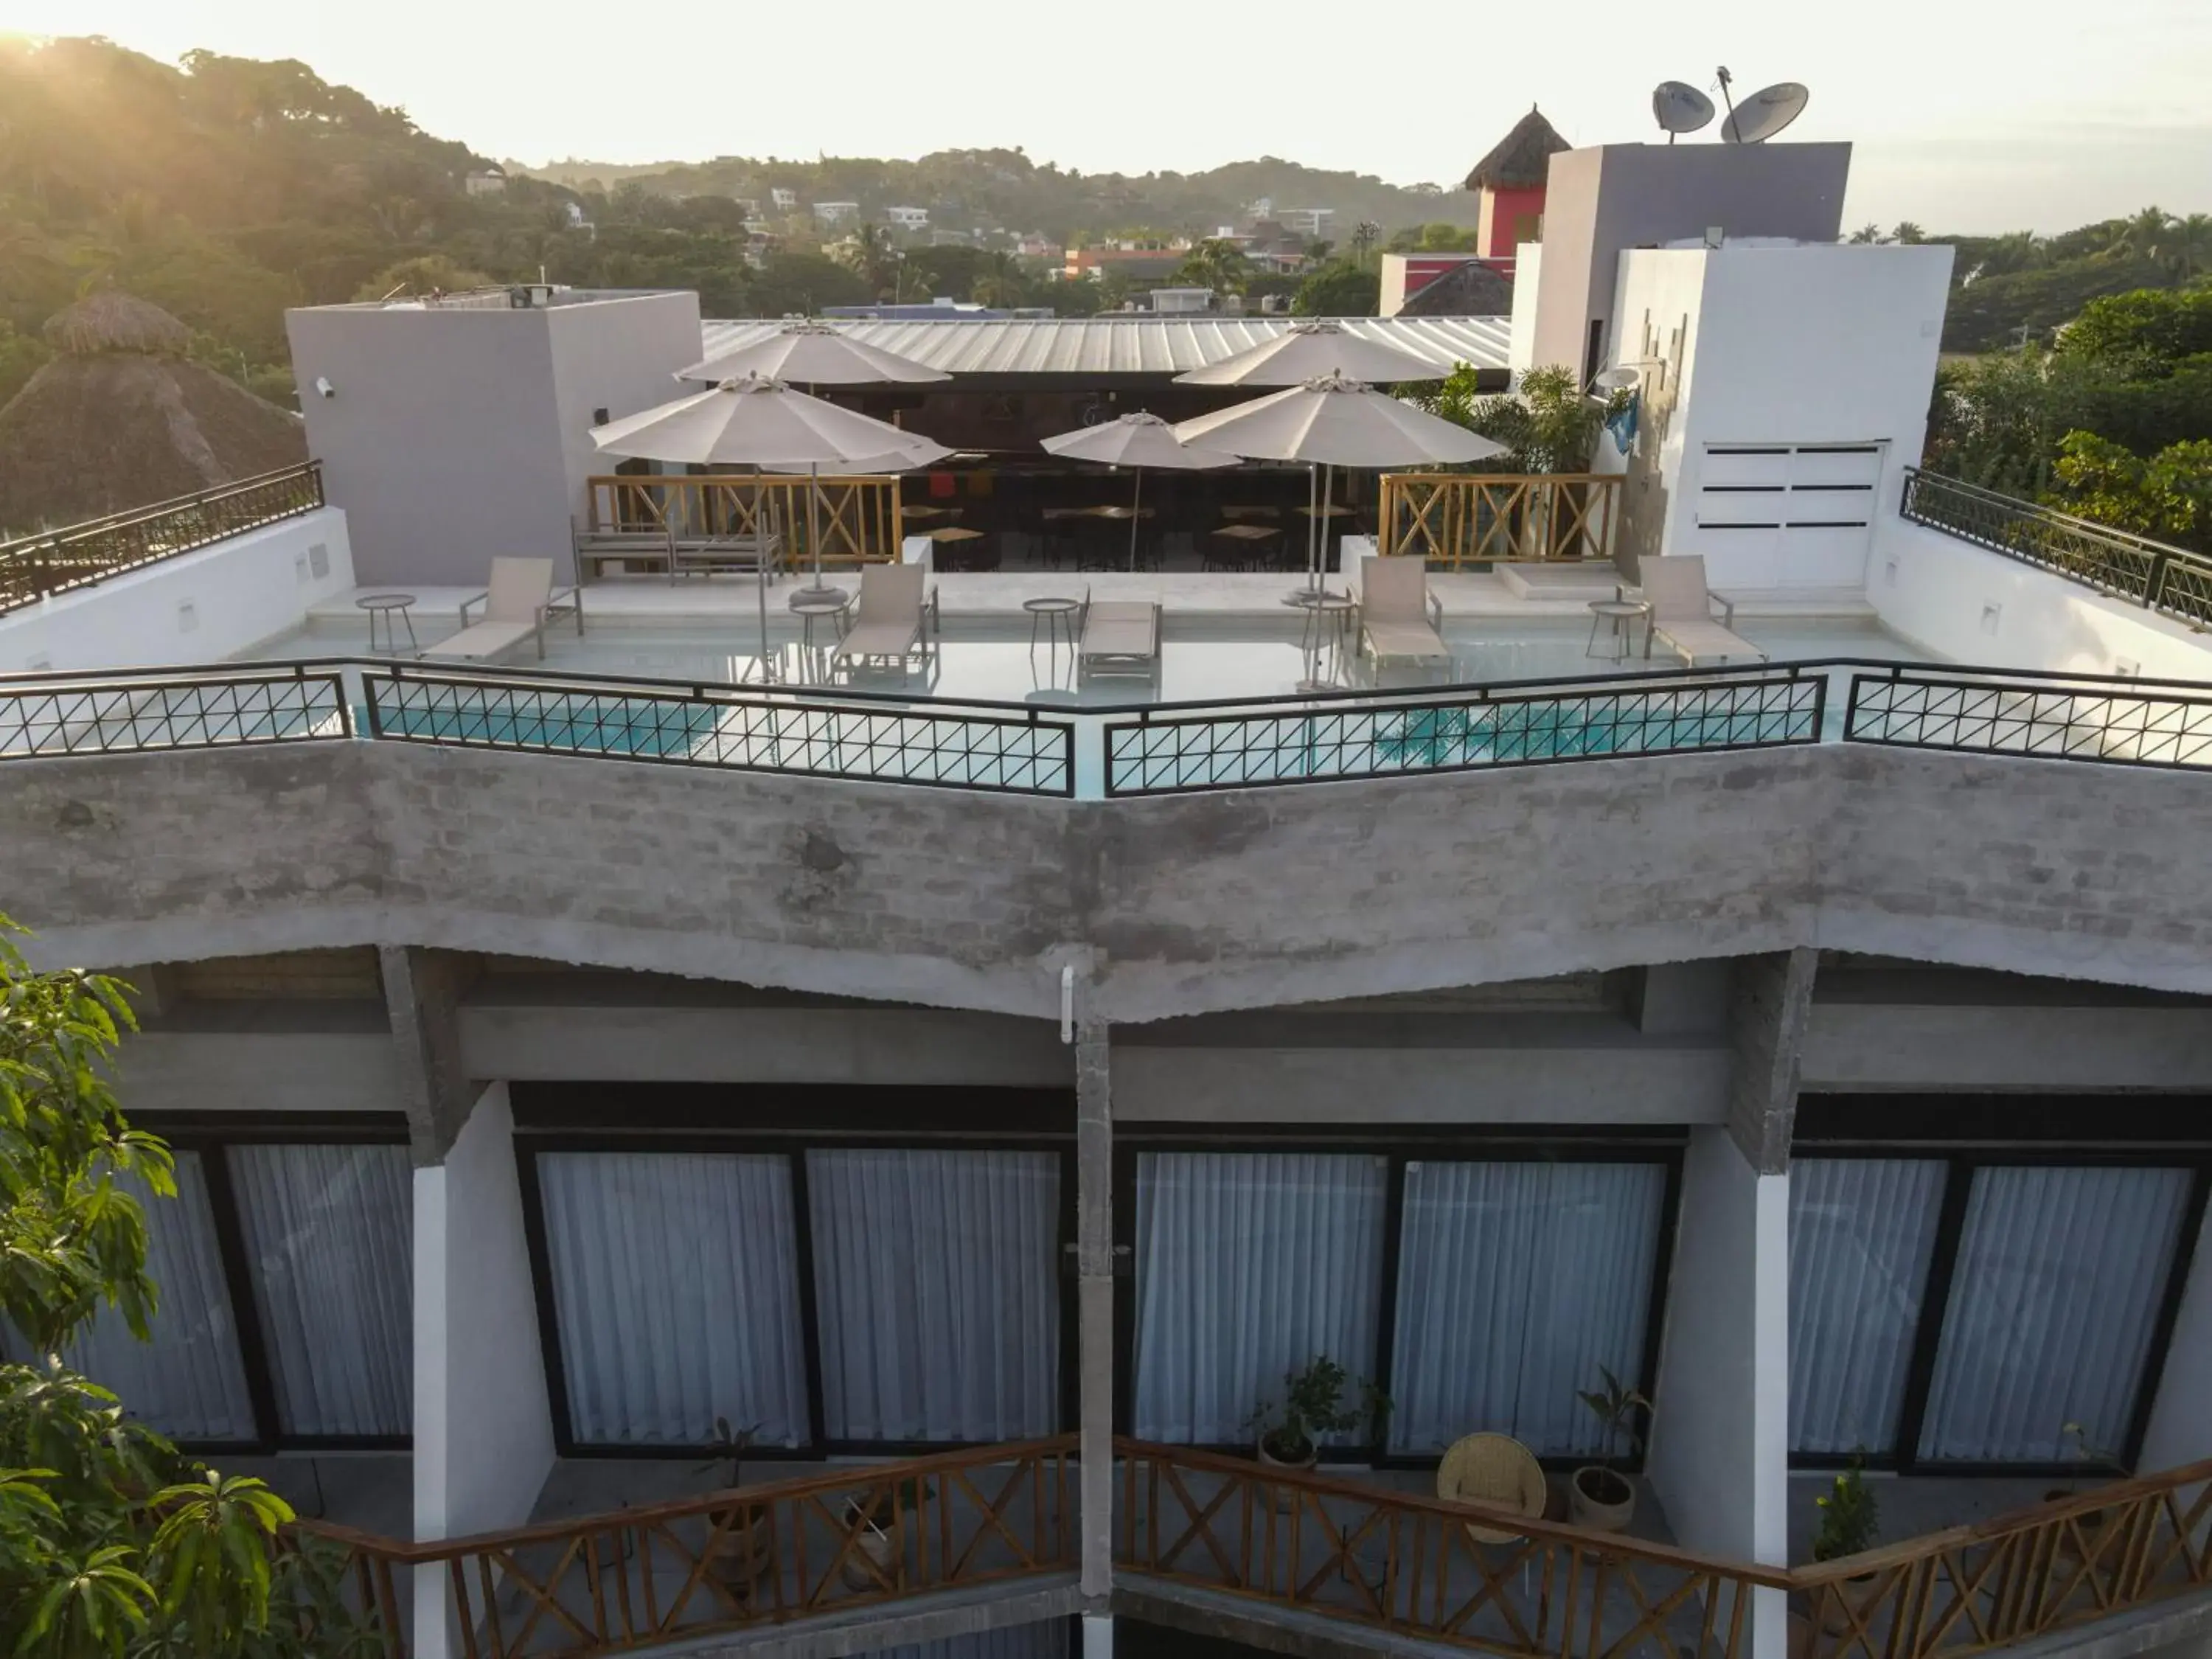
(312, 568, 1881, 630)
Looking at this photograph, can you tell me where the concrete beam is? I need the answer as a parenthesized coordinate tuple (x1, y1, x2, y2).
(1802, 1004, 2212, 1091)
(1726, 950, 1816, 1174)
(116, 1030, 403, 1116)
(380, 946, 478, 1165)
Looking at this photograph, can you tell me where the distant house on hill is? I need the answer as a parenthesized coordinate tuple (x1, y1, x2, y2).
(464, 164, 508, 197)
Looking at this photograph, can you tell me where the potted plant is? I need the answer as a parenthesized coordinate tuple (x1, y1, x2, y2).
(697, 1417, 768, 1585)
(1810, 1460, 1883, 1634)
(1250, 1354, 1388, 1476)
(841, 1475, 932, 1590)
(2048, 1422, 2125, 1566)
(1571, 1366, 1651, 1532)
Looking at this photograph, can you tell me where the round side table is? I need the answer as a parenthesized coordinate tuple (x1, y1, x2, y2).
(788, 586, 852, 650)
(356, 593, 419, 655)
(1586, 597, 1652, 661)
(1024, 594, 1083, 654)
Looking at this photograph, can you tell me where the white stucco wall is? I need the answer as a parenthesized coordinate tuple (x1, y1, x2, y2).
(0, 507, 352, 674)
(1611, 243, 1951, 591)
(1869, 517, 2212, 681)
(414, 1082, 554, 1653)
(1646, 1127, 1790, 1659)
(2140, 1230, 2212, 1475)
(1506, 244, 1543, 373)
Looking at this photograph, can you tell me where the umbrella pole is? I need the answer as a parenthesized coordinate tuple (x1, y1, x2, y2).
(1320, 464, 1336, 591)
(1128, 467, 1143, 571)
(802, 461, 830, 600)
(1306, 464, 1318, 594)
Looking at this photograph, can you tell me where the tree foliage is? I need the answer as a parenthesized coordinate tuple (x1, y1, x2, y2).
(0, 922, 383, 1658)
(1290, 262, 1379, 317)
(1416, 364, 1621, 473)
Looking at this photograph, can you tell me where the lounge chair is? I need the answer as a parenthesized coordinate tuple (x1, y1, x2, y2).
(833, 562, 939, 669)
(1357, 554, 1450, 664)
(1079, 591, 1161, 681)
(425, 557, 582, 662)
(1636, 555, 1764, 665)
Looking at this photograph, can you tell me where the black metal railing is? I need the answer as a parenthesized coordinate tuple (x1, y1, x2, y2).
(14, 655, 2212, 788)
(1104, 662, 1826, 795)
(0, 462, 327, 616)
(1900, 468, 2212, 630)
(363, 664, 1077, 796)
(1845, 663, 2212, 771)
(0, 665, 348, 758)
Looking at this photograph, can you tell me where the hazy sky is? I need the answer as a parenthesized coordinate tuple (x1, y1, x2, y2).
(10, 0, 2210, 234)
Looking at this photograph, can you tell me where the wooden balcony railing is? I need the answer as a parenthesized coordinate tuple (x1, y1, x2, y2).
(1377, 473, 1621, 567)
(0, 461, 326, 616)
(294, 1436, 1076, 1659)
(1116, 1439, 1787, 1659)
(585, 473, 905, 567)
(291, 1439, 2212, 1659)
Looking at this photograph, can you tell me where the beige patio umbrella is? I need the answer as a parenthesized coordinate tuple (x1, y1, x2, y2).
(1176, 321, 1453, 582)
(675, 318, 952, 387)
(1039, 412, 1239, 571)
(670, 324, 950, 600)
(1173, 372, 1506, 595)
(594, 374, 951, 659)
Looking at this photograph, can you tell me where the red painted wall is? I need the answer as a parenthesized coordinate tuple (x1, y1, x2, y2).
(1482, 185, 1548, 260)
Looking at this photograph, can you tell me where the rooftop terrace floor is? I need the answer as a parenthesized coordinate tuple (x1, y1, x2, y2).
(257, 571, 1928, 708)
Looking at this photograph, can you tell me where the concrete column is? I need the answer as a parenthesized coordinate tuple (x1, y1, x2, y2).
(412, 1083, 557, 1658)
(2141, 1227, 2212, 1474)
(1074, 1011, 1113, 1609)
(1726, 948, 1816, 1173)
(1646, 1126, 1792, 1659)
(379, 945, 478, 1165)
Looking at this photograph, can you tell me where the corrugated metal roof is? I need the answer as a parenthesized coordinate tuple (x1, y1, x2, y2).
(695, 314, 1511, 377)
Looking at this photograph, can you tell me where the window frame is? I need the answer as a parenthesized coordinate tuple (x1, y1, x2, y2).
(1112, 1124, 1684, 1472)
(509, 1084, 1079, 1461)
(66, 1113, 415, 1455)
(1790, 1096, 2212, 1478)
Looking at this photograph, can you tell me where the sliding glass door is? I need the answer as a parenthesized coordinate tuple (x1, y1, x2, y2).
(1132, 1151, 1388, 1444)
(526, 1141, 1070, 1453)
(1389, 1160, 1667, 1456)
(1125, 1141, 1679, 1462)
(1789, 1155, 2204, 1470)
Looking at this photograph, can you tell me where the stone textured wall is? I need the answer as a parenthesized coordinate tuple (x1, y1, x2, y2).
(9, 740, 2212, 1021)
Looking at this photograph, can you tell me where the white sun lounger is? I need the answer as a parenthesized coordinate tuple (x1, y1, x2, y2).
(425, 557, 582, 662)
(833, 563, 939, 668)
(1636, 556, 1764, 665)
(1079, 594, 1161, 680)
(1357, 554, 1450, 664)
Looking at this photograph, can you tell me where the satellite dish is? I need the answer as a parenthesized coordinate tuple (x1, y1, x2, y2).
(1593, 365, 1641, 390)
(1652, 81, 1716, 143)
(1722, 82, 1809, 144)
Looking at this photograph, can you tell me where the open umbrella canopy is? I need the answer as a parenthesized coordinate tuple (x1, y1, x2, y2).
(1173, 319, 1447, 387)
(675, 319, 950, 386)
(1172, 372, 1508, 467)
(1039, 410, 1239, 471)
(593, 372, 950, 469)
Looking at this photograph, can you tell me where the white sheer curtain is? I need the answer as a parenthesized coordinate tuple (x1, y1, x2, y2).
(230, 1144, 414, 1438)
(537, 1151, 811, 1446)
(807, 1149, 1060, 1441)
(1789, 1158, 1947, 1455)
(1919, 1164, 2193, 1463)
(18, 1152, 259, 1442)
(1389, 1161, 1666, 1455)
(1133, 1151, 1387, 1444)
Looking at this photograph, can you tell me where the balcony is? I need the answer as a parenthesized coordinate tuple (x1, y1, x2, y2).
(295, 1439, 2212, 1659)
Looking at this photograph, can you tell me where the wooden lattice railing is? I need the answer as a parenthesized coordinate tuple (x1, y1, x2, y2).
(1377, 473, 1621, 566)
(295, 1441, 2212, 1659)
(296, 1436, 1075, 1659)
(585, 473, 905, 566)
(1116, 1439, 1787, 1659)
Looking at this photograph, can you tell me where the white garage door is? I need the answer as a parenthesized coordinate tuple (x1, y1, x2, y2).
(1694, 442, 1885, 587)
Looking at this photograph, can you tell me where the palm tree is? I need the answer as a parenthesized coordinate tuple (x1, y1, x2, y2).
(2114, 206, 2173, 262)
(1891, 221, 1926, 246)
(1976, 230, 2045, 278)
(836, 221, 901, 298)
(1351, 220, 1382, 263)
(1175, 237, 1251, 296)
(1848, 223, 1885, 244)
(2160, 213, 2212, 281)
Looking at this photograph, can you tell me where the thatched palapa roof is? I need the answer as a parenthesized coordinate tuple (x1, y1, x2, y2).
(1396, 260, 1515, 319)
(1464, 106, 1571, 192)
(0, 293, 305, 536)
